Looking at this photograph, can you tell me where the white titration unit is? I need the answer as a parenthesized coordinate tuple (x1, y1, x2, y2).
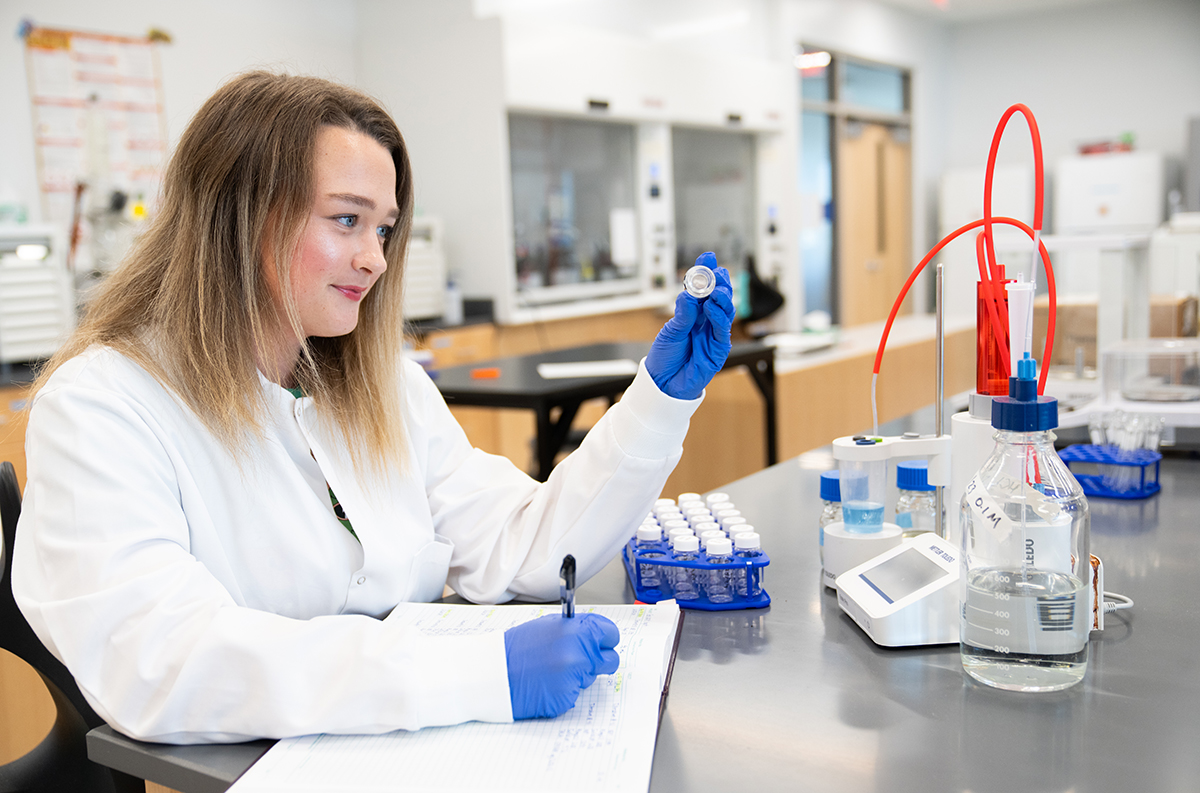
(836, 533, 960, 647)
(823, 433, 952, 589)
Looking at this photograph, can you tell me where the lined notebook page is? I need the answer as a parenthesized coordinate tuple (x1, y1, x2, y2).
(229, 601, 681, 793)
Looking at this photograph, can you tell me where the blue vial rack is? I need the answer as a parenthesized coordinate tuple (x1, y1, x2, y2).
(622, 539, 771, 611)
(1059, 443, 1162, 500)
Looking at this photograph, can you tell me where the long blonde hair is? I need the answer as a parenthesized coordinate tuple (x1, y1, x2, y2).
(36, 71, 414, 474)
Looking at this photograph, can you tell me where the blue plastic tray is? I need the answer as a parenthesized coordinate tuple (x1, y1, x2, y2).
(1059, 443, 1162, 500)
(622, 540, 771, 611)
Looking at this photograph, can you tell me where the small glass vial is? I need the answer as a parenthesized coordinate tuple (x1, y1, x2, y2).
(705, 492, 731, 508)
(635, 525, 666, 589)
(895, 460, 937, 538)
(734, 532, 763, 597)
(704, 536, 735, 603)
(720, 516, 747, 533)
(666, 527, 695, 545)
(671, 534, 701, 600)
(728, 524, 754, 539)
(683, 265, 716, 299)
(818, 470, 842, 567)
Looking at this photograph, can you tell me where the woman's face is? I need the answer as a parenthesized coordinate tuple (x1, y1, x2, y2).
(277, 125, 398, 342)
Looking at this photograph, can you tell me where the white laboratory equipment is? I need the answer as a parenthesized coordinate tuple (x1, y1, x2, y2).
(836, 533, 960, 647)
(1054, 151, 1165, 235)
(823, 433, 951, 591)
(0, 224, 76, 364)
(403, 217, 447, 321)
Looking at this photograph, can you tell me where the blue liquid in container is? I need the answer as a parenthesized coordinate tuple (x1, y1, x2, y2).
(842, 500, 884, 533)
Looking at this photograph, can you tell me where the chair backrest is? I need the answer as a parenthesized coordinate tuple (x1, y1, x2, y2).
(0, 461, 134, 793)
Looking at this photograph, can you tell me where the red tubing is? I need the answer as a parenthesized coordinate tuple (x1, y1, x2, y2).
(872, 103, 1054, 396)
(975, 230, 1010, 378)
(871, 215, 1057, 395)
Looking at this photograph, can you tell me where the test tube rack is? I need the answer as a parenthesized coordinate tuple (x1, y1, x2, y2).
(621, 540, 771, 611)
(1059, 443, 1162, 500)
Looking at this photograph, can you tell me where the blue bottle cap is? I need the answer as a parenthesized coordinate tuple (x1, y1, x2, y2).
(992, 352, 1058, 432)
(896, 460, 935, 492)
(819, 469, 841, 502)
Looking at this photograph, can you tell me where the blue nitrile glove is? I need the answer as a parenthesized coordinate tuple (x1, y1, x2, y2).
(504, 613, 621, 720)
(645, 252, 735, 400)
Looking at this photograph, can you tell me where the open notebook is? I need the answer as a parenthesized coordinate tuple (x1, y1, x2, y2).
(229, 601, 683, 793)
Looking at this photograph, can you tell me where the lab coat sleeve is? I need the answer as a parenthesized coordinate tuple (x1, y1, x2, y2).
(414, 359, 703, 603)
(12, 368, 512, 743)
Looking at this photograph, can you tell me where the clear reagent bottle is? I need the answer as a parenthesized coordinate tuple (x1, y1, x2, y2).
(895, 460, 937, 538)
(818, 469, 842, 567)
(960, 353, 1091, 693)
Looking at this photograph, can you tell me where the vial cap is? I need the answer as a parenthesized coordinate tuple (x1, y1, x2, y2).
(734, 532, 761, 550)
(636, 526, 661, 542)
(677, 492, 703, 504)
(896, 460, 935, 492)
(706, 537, 733, 556)
(673, 534, 700, 552)
(705, 492, 730, 506)
(720, 516, 747, 528)
(694, 521, 721, 534)
(654, 498, 676, 508)
(992, 352, 1058, 431)
(685, 506, 712, 516)
(700, 529, 727, 541)
(729, 524, 755, 537)
(682, 265, 716, 299)
(666, 526, 694, 537)
(662, 519, 689, 530)
(819, 469, 841, 502)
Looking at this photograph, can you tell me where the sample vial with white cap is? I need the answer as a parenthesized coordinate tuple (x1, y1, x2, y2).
(728, 524, 755, 538)
(677, 492, 703, 505)
(733, 533, 764, 596)
(705, 492, 731, 508)
(699, 529, 727, 550)
(683, 264, 716, 299)
(634, 525, 666, 589)
(693, 521, 722, 535)
(704, 536, 735, 603)
(670, 534, 701, 599)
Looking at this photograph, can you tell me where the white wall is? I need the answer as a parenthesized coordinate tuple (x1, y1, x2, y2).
(945, 0, 1200, 191)
(0, 0, 358, 223)
(355, 0, 515, 316)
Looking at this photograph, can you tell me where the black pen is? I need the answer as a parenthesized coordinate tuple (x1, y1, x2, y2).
(559, 554, 576, 618)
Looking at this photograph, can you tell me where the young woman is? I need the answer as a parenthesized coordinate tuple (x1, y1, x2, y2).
(13, 72, 734, 743)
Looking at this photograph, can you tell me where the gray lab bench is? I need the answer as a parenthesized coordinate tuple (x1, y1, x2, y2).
(88, 456, 1200, 792)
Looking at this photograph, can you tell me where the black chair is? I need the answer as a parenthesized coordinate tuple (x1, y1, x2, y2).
(0, 461, 144, 793)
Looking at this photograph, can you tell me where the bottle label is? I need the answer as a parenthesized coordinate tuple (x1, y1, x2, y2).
(964, 474, 1072, 573)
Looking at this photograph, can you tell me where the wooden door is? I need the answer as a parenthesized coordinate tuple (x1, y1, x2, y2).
(837, 121, 912, 326)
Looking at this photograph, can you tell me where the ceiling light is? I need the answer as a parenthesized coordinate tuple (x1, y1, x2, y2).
(795, 51, 832, 70)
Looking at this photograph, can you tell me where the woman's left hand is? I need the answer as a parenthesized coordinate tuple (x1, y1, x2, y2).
(646, 252, 735, 400)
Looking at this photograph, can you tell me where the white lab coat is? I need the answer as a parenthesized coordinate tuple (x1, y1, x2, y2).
(12, 347, 699, 743)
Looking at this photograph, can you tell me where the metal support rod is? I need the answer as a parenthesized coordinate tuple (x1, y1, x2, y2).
(935, 262, 945, 538)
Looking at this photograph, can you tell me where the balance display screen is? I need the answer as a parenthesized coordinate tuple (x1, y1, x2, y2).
(860, 548, 948, 604)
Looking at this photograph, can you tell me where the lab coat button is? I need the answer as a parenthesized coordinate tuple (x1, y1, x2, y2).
(356, 576, 366, 585)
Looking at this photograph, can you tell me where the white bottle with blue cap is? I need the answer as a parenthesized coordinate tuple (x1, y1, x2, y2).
(959, 352, 1091, 692)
